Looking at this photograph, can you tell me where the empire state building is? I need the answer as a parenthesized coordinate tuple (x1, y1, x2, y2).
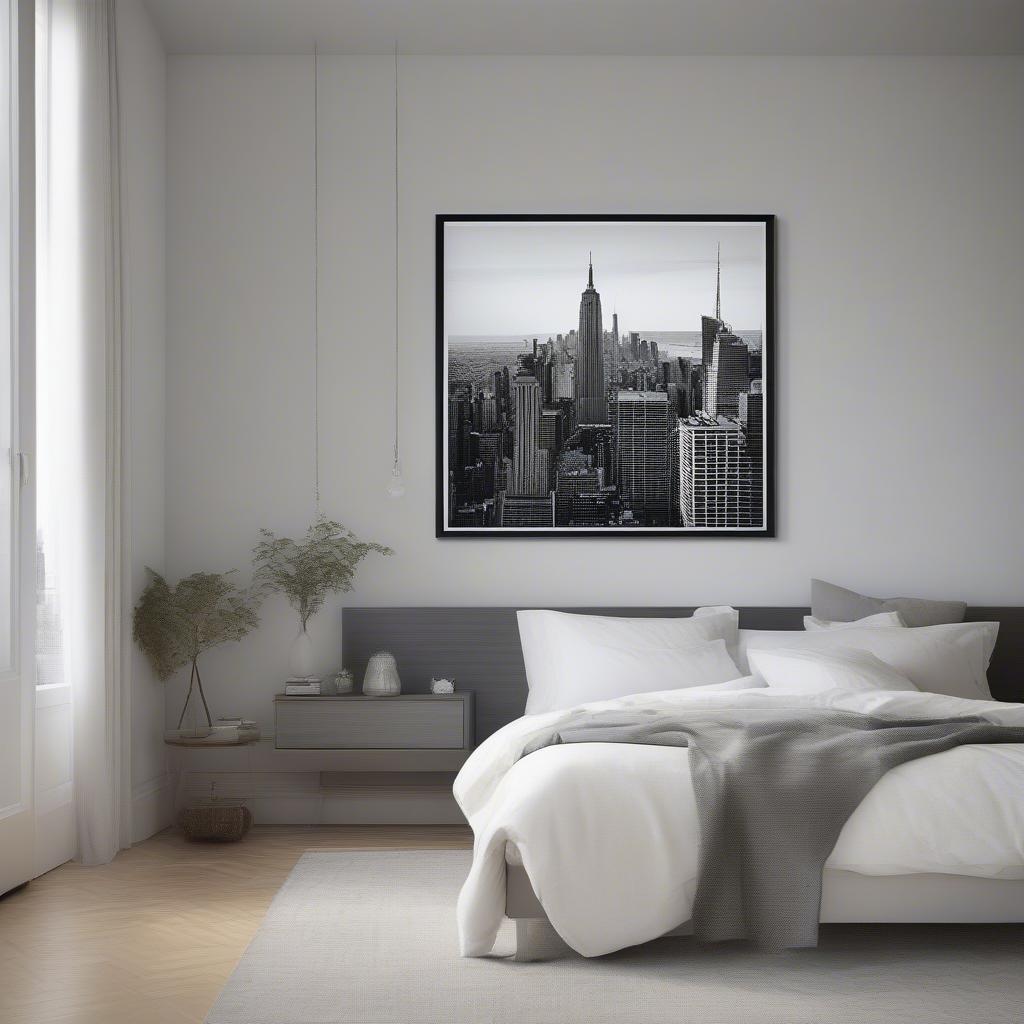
(574, 256, 608, 425)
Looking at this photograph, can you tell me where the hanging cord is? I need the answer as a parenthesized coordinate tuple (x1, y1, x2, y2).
(313, 46, 321, 512)
(392, 41, 400, 473)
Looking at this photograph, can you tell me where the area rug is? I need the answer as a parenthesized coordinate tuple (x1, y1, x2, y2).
(206, 850, 1024, 1024)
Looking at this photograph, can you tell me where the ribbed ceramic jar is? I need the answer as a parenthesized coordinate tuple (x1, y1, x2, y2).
(362, 651, 401, 696)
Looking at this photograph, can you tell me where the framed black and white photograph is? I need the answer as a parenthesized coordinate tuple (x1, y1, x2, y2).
(436, 215, 775, 537)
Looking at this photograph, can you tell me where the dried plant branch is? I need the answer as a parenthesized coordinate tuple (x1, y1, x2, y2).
(251, 516, 392, 630)
(133, 569, 260, 728)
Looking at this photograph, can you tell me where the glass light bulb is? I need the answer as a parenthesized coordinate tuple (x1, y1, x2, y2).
(387, 461, 405, 498)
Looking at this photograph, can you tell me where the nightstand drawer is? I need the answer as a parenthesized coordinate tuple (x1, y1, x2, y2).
(274, 695, 472, 750)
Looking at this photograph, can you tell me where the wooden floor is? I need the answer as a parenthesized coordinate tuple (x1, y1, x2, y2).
(0, 825, 472, 1024)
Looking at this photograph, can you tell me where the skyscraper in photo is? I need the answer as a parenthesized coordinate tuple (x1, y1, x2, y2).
(748, 348, 762, 381)
(674, 415, 760, 528)
(700, 244, 725, 413)
(573, 423, 615, 488)
(615, 391, 670, 526)
(706, 331, 751, 418)
(574, 256, 608, 425)
(493, 368, 510, 424)
(497, 492, 555, 528)
(539, 406, 567, 456)
(739, 381, 764, 464)
(510, 369, 544, 496)
(477, 431, 505, 495)
(534, 448, 551, 495)
(477, 393, 498, 431)
(551, 358, 574, 401)
(739, 380, 764, 522)
(448, 394, 473, 479)
(663, 356, 693, 417)
(607, 311, 620, 389)
(555, 466, 602, 526)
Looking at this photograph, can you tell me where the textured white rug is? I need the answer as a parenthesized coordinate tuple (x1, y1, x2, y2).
(206, 850, 1024, 1024)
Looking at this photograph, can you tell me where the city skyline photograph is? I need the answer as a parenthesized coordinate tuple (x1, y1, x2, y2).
(438, 215, 774, 536)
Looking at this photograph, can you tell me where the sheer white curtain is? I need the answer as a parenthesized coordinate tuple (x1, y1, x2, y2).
(37, 0, 130, 865)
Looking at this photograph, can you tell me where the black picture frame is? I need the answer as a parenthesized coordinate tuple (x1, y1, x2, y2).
(436, 214, 776, 539)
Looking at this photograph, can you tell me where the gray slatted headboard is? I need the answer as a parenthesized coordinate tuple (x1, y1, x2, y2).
(341, 607, 1024, 744)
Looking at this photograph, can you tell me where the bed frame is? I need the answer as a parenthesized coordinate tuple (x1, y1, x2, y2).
(342, 605, 1024, 960)
(505, 863, 1024, 961)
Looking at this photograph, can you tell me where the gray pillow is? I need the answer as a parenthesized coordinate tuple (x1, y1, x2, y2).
(810, 579, 967, 628)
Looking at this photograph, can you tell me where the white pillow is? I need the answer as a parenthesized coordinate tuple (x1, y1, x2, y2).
(550, 638, 742, 711)
(742, 622, 998, 700)
(694, 605, 740, 626)
(698, 607, 907, 673)
(517, 610, 741, 715)
(748, 646, 919, 695)
(694, 605, 743, 662)
(803, 611, 906, 631)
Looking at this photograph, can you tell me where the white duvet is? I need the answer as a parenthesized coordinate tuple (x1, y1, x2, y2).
(454, 684, 1024, 957)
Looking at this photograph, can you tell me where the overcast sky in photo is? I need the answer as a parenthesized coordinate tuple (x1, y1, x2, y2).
(444, 220, 767, 338)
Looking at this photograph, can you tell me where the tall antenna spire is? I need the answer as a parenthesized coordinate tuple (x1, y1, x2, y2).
(715, 243, 721, 321)
(588, 251, 594, 289)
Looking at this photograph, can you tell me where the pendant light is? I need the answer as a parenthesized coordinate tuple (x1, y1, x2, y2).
(387, 42, 405, 498)
(312, 45, 321, 513)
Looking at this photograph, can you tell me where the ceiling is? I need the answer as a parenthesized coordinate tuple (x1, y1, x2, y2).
(142, 0, 1024, 56)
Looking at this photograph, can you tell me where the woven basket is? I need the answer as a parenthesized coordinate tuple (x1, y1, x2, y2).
(180, 804, 253, 842)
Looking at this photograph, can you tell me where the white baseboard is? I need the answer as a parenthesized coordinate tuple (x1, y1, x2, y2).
(131, 772, 175, 843)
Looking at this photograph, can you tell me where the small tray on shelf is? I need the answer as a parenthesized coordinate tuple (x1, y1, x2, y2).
(164, 723, 260, 747)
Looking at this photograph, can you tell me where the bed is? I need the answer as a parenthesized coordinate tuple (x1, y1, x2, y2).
(342, 605, 1024, 961)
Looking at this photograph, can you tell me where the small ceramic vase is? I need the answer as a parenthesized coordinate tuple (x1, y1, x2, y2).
(363, 651, 401, 696)
(334, 669, 354, 695)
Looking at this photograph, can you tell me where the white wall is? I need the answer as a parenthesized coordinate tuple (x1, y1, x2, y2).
(166, 55, 1024, 728)
(119, 0, 169, 841)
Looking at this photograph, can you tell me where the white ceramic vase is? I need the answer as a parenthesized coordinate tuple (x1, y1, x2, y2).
(362, 651, 401, 696)
(289, 625, 315, 679)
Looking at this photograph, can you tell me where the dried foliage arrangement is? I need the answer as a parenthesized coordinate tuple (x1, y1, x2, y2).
(133, 569, 260, 729)
(252, 516, 392, 631)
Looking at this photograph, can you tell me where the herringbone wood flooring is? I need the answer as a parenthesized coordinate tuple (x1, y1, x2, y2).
(0, 825, 472, 1024)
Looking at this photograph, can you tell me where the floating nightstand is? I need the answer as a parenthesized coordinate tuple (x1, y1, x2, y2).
(273, 692, 474, 756)
(255, 692, 476, 824)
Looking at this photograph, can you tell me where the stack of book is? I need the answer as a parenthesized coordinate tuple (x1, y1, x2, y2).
(284, 678, 322, 696)
(217, 717, 259, 729)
